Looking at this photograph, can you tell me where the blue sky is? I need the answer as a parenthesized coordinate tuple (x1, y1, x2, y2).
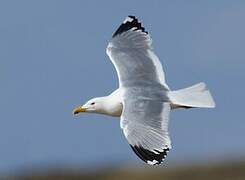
(0, 0, 245, 173)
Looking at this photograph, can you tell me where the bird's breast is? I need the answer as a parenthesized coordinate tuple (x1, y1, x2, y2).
(106, 102, 123, 117)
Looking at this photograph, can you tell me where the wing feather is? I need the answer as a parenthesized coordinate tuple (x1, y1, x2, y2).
(106, 16, 169, 89)
(121, 99, 171, 165)
(107, 16, 171, 165)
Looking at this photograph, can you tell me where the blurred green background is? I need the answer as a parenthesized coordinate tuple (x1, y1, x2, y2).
(6, 161, 245, 180)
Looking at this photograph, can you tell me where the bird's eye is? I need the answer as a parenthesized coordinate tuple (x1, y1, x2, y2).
(91, 102, 95, 105)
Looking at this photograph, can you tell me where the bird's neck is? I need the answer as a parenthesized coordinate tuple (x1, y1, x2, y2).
(98, 90, 123, 117)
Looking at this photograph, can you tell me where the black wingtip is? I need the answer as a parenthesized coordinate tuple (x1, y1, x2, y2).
(112, 16, 148, 38)
(130, 145, 170, 165)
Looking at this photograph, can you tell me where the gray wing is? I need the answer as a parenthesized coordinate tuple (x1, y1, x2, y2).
(106, 16, 169, 90)
(121, 98, 171, 165)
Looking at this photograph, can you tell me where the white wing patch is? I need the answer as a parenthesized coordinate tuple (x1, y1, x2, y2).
(123, 16, 134, 23)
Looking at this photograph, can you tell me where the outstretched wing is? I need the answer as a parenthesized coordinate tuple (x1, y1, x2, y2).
(121, 98, 171, 165)
(106, 16, 169, 90)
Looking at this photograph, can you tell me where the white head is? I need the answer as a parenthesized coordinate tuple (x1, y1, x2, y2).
(73, 97, 107, 115)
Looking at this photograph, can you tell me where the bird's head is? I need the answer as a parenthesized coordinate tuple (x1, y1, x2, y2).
(73, 97, 106, 115)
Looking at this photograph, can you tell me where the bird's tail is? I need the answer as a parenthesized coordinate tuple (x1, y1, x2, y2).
(167, 82, 215, 109)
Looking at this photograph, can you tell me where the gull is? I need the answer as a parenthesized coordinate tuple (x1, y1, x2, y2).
(73, 16, 215, 165)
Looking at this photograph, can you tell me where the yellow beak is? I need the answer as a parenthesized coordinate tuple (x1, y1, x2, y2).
(73, 106, 87, 115)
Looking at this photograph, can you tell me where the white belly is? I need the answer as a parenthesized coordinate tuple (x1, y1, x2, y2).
(108, 102, 123, 117)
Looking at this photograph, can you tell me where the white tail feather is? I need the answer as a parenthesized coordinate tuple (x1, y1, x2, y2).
(168, 82, 215, 108)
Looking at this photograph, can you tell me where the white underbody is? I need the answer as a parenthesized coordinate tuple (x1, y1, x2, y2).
(99, 82, 215, 117)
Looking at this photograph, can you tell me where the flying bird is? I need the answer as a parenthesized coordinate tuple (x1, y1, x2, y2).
(73, 16, 215, 165)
